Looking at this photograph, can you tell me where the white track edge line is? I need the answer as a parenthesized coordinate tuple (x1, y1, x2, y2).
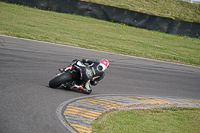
(0, 35, 199, 69)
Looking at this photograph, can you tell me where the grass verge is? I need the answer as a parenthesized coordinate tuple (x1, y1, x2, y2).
(91, 107, 200, 133)
(0, 2, 200, 66)
(82, 0, 200, 23)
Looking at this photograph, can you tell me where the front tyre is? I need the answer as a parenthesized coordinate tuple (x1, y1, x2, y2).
(49, 72, 72, 88)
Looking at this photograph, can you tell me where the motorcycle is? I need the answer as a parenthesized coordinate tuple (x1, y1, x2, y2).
(49, 66, 92, 94)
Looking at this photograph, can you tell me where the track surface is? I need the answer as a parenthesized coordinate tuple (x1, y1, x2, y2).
(0, 35, 200, 133)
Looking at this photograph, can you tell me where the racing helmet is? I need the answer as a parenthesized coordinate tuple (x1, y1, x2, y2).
(100, 58, 109, 70)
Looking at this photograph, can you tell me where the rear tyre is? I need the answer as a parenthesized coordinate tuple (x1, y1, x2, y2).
(49, 73, 72, 88)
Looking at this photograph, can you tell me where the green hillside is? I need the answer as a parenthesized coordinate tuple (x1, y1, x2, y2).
(82, 0, 200, 23)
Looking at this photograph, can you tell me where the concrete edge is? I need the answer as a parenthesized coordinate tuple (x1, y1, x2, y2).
(56, 94, 200, 133)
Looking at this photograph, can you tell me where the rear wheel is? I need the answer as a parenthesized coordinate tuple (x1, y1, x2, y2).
(49, 72, 73, 88)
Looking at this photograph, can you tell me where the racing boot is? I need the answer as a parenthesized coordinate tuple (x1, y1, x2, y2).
(74, 84, 83, 90)
(72, 85, 83, 93)
(82, 88, 92, 95)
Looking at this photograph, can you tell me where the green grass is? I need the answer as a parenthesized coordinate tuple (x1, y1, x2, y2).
(1, 2, 200, 132)
(92, 107, 200, 133)
(82, 0, 200, 23)
(0, 2, 200, 66)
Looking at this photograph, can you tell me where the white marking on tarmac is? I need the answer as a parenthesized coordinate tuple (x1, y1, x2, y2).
(0, 35, 199, 69)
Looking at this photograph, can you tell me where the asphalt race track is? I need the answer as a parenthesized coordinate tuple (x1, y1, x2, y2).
(0, 35, 200, 133)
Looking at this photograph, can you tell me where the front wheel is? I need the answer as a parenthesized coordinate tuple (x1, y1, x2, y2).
(49, 72, 73, 88)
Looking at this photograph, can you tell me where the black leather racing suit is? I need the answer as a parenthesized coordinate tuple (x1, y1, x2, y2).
(71, 58, 105, 92)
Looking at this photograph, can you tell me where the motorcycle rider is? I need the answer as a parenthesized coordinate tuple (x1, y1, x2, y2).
(59, 58, 109, 94)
